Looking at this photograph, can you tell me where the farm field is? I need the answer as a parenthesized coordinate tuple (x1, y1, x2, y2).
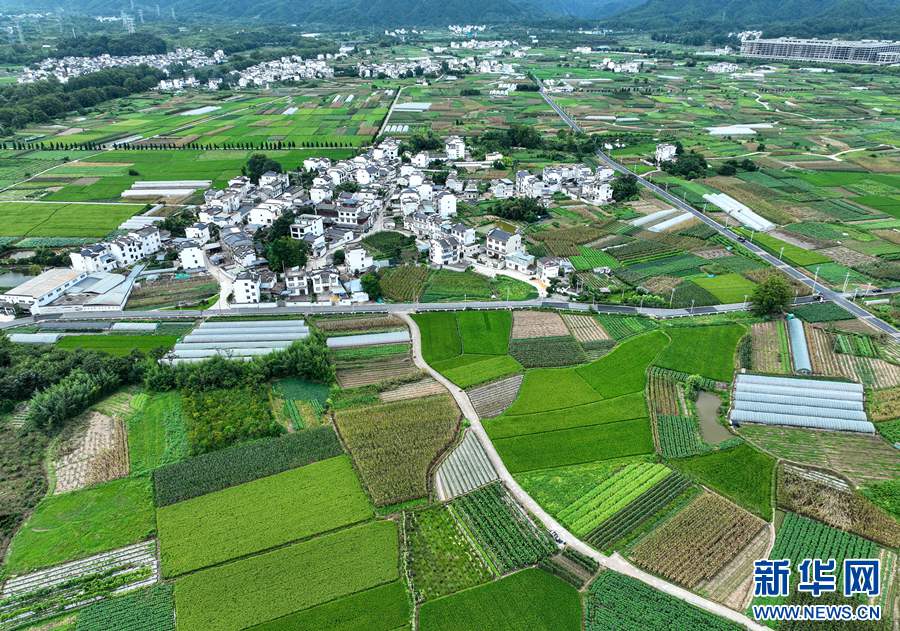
(0, 201, 146, 237)
(653, 324, 746, 382)
(669, 443, 775, 520)
(158, 455, 372, 576)
(334, 394, 459, 505)
(246, 581, 410, 631)
(404, 504, 493, 601)
(126, 391, 187, 475)
(56, 334, 179, 356)
(739, 424, 900, 486)
(174, 520, 399, 631)
(4, 476, 155, 575)
(418, 568, 581, 631)
(585, 572, 741, 630)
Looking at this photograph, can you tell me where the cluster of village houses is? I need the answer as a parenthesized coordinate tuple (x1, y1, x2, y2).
(1, 133, 624, 313)
(18, 48, 227, 83)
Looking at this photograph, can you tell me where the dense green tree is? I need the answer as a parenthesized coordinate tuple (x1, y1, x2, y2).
(266, 237, 308, 271)
(361, 272, 382, 301)
(243, 154, 283, 184)
(751, 274, 793, 316)
(611, 174, 640, 201)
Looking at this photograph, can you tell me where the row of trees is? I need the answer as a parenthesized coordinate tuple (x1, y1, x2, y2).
(53, 33, 168, 58)
(0, 65, 165, 133)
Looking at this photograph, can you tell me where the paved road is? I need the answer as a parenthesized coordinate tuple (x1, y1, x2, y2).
(8, 293, 832, 329)
(401, 312, 768, 630)
(536, 81, 900, 341)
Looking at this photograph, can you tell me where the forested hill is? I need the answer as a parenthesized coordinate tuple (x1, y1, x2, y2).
(609, 0, 900, 39)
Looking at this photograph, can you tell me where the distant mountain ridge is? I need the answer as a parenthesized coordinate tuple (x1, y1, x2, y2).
(5, 0, 900, 36)
(610, 0, 900, 38)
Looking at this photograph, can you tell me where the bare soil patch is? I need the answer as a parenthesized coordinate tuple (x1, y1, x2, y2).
(511, 310, 569, 339)
(54, 412, 128, 494)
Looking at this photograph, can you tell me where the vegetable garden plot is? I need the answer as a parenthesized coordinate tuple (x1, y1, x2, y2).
(697, 526, 770, 611)
(380, 265, 429, 302)
(450, 483, 556, 574)
(585, 571, 741, 631)
(511, 310, 569, 339)
(334, 395, 459, 506)
(585, 472, 692, 551)
(75, 584, 174, 631)
(561, 313, 610, 343)
(750, 321, 789, 374)
(379, 377, 446, 403)
(54, 410, 128, 494)
(335, 353, 419, 388)
(752, 513, 880, 609)
(509, 336, 586, 368)
(629, 492, 766, 590)
(557, 462, 673, 537)
(594, 315, 658, 341)
(1, 541, 159, 630)
(403, 505, 493, 602)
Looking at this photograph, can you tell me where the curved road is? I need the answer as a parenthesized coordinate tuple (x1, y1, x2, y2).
(536, 80, 900, 341)
(400, 313, 767, 630)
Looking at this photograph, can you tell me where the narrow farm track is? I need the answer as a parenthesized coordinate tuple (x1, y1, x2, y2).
(400, 312, 768, 631)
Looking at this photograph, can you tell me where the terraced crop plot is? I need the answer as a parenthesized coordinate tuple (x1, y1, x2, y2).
(335, 350, 419, 388)
(739, 424, 900, 486)
(585, 572, 741, 631)
(379, 377, 446, 402)
(334, 395, 459, 506)
(157, 455, 372, 576)
(630, 492, 766, 590)
(403, 504, 493, 602)
(451, 483, 556, 574)
(557, 462, 673, 537)
(805, 327, 900, 388)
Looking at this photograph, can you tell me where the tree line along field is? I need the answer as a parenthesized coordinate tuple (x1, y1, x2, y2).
(381, 266, 537, 304)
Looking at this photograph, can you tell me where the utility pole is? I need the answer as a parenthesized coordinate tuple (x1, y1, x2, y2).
(778, 245, 784, 261)
(812, 266, 820, 296)
(669, 286, 676, 308)
(842, 270, 850, 294)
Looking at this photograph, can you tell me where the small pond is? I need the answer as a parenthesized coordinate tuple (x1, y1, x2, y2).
(696, 391, 733, 445)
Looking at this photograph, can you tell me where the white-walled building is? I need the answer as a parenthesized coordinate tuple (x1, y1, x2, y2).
(232, 272, 261, 304)
(185, 223, 212, 245)
(445, 136, 466, 160)
(429, 237, 462, 265)
(656, 143, 678, 165)
(179, 243, 206, 270)
(486, 228, 522, 259)
(435, 191, 457, 217)
(345, 246, 374, 274)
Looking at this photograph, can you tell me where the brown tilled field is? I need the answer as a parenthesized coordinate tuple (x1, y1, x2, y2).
(54, 412, 128, 494)
(511, 310, 569, 339)
(380, 378, 446, 403)
(698, 526, 771, 611)
(336, 354, 419, 388)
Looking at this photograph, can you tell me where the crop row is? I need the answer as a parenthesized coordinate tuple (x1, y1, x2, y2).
(509, 336, 586, 368)
(647, 366, 717, 390)
(152, 426, 342, 506)
(769, 512, 877, 576)
(451, 482, 556, 574)
(657, 415, 708, 459)
(379, 266, 429, 302)
(631, 493, 766, 589)
(558, 463, 673, 537)
(335, 394, 459, 506)
(586, 473, 692, 550)
(647, 371, 681, 418)
(585, 572, 741, 631)
(75, 584, 174, 631)
(595, 315, 658, 341)
(832, 333, 878, 358)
